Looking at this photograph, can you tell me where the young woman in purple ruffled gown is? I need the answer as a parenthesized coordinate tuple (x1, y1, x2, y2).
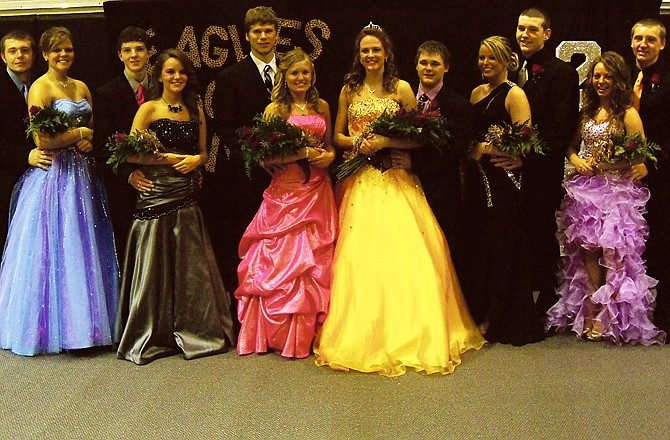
(0, 27, 118, 356)
(235, 48, 337, 358)
(546, 52, 665, 345)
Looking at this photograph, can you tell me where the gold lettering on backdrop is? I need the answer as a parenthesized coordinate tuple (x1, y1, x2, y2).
(277, 18, 302, 49)
(145, 29, 158, 77)
(556, 41, 601, 86)
(202, 26, 228, 68)
(304, 19, 330, 59)
(204, 80, 216, 119)
(177, 25, 202, 67)
(228, 25, 245, 62)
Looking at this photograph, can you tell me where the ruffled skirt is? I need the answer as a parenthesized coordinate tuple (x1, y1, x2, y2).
(235, 166, 337, 358)
(546, 174, 665, 345)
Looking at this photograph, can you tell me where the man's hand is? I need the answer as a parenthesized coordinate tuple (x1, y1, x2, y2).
(128, 168, 154, 192)
(28, 148, 53, 171)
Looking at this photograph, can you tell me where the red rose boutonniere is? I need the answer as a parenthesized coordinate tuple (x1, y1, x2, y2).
(531, 64, 545, 82)
(650, 73, 661, 93)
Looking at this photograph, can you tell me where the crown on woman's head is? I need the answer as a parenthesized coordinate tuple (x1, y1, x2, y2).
(363, 21, 382, 31)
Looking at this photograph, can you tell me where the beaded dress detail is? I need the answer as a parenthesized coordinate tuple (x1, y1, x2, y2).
(0, 99, 119, 355)
(546, 119, 665, 345)
(314, 97, 484, 376)
(116, 118, 235, 364)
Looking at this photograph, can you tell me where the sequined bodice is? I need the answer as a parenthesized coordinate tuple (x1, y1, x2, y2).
(148, 118, 199, 155)
(53, 98, 91, 127)
(347, 98, 400, 136)
(579, 119, 615, 162)
(287, 114, 327, 139)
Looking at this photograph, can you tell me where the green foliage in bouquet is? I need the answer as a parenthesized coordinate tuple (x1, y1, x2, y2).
(607, 132, 660, 166)
(484, 119, 546, 157)
(25, 104, 72, 138)
(106, 130, 165, 173)
(336, 108, 452, 182)
(238, 114, 317, 178)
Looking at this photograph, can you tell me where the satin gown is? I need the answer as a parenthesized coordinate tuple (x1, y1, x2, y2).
(116, 118, 235, 365)
(466, 81, 545, 346)
(314, 97, 485, 377)
(0, 99, 119, 356)
(235, 114, 337, 358)
(546, 119, 665, 345)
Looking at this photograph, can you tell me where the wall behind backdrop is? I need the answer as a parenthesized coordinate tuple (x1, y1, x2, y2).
(0, 0, 663, 158)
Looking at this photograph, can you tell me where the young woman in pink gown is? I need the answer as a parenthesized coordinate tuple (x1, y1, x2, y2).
(235, 49, 337, 358)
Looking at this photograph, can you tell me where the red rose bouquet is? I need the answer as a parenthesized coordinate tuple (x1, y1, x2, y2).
(106, 130, 165, 173)
(607, 132, 660, 166)
(484, 120, 545, 157)
(25, 104, 73, 138)
(336, 107, 452, 182)
(238, 115, 322, 180)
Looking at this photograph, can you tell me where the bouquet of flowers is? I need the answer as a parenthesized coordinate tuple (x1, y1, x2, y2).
(25, 104, 73, 138)
(106, 129, 165, 173)
(607, 132, 660, 166)
(336, 108, 452, 182)
(238, 115, 322, 181)
(484, 120, 545, 157)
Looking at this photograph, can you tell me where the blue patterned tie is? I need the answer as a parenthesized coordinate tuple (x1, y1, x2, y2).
(418, 93, 429, 112)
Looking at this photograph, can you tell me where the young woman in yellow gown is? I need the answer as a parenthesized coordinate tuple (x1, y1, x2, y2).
(313, 25, 485, 377)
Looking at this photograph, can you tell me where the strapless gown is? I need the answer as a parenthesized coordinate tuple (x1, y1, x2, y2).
(0, 99, 119, 356)
(314, 98, 485, 377)
(235, 114, 337, 358)
(116, 118, 235, 364)
(546, 119, 665, 345)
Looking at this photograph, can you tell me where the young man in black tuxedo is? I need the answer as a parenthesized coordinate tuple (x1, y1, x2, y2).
(630, 19, 670, 331)
(514, 8, 580, 315)
(207, 6, 279, 296)
(93, 26, 153, 261)
(400, 40, 473, 290)
(0, 30, 50, 251)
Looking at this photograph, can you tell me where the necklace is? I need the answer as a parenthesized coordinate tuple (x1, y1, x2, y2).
(162, 97, 183, 113)
(52, 76, 70, 88)
(294, 102, 308, 113)
(365, 83, 379, 95)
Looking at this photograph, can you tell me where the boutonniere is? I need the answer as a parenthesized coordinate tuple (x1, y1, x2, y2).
(650, 73, 661, 93)
(531, 64, 545, 81)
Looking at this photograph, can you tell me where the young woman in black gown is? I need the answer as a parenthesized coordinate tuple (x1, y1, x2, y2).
(466, 36, 545, 345)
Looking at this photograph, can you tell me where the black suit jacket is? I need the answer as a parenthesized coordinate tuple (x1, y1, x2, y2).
(93, 73, 139, 170)
(211, 56, 272, 205)
(636, 59, 670, 190)
(0, 69, 33, 248)
(411, 85, 473, 230)
(92, 73, 141, 256)
(521, 47, 580, 193)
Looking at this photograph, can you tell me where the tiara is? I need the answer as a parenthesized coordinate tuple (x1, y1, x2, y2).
(363, 21, 382, 31)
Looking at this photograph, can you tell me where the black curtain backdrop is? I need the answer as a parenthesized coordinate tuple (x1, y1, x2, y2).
(0, 0, 663, 146)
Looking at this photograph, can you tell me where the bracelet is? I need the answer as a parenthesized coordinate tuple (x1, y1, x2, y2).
(353, 135, 363, 154)
(78, 127, 83, 140)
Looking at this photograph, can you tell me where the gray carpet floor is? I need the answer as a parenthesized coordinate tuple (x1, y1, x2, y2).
(1, 334, 668, 440)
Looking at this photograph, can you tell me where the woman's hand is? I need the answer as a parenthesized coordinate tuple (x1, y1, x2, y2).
(75, 138, 93, 153)
(309, 147, 335, 169)
(569, 153, 595, 176)
(359, 134, 389, 156)
(173, 154, 203, 174)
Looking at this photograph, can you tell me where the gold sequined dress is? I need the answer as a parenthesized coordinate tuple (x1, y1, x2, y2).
(313, 97, 485, 376)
